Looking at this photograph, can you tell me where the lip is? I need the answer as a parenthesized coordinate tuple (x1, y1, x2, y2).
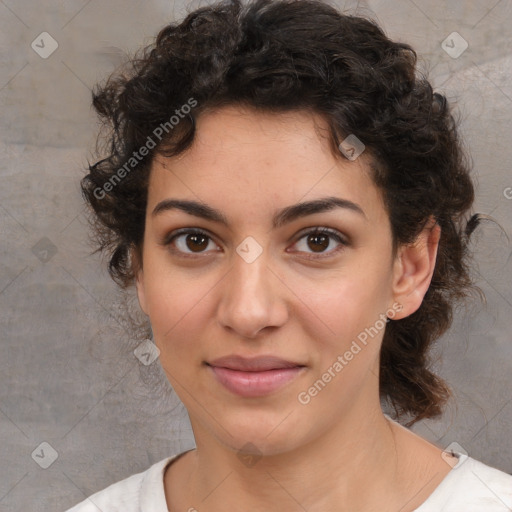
(206, 355, 306, 397)
(208, 355, 304, 371)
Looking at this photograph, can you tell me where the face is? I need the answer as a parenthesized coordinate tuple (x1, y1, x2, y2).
(135, 105, 419, 456)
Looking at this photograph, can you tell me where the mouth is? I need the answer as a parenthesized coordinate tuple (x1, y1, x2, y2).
(206, 354, 306, 372)
(205, 355, 306, 397)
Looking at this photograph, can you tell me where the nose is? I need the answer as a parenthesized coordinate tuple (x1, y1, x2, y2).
(216, 248, 288, 339)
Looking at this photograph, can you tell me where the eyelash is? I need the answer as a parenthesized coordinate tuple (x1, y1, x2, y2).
(162, 227, 348, 260)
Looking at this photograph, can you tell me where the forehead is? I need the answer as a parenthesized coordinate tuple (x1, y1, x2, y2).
(147, 106, 387, 226)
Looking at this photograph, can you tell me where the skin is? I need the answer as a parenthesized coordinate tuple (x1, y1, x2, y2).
(134, 105, 456, 512)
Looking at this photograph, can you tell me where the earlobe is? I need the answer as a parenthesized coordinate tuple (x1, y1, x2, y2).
(391, 220, 441, 320)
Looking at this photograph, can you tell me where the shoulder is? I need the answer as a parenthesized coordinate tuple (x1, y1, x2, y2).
(64, 455, 179, 512)
(416, 454, 512, 511)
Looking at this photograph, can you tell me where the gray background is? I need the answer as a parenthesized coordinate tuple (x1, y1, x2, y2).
(0, 0, 511, 510)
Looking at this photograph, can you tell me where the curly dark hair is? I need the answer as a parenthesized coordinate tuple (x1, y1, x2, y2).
(82, 0, 480, 426)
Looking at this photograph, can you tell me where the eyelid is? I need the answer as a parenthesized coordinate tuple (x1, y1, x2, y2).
(161, 226, 349, 258)
(293, 226, 348, 243)
(161, 227, 215, 246)
(288, 227, 348, 259)
(161, 227, 220, 258)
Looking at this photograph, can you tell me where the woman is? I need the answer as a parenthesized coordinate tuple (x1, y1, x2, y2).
(67, 0, 512, 510)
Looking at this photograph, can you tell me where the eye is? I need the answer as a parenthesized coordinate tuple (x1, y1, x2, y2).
(163, 226, 348, 259)
(289, 227, 348, 259)
(163, 228, 220, 257)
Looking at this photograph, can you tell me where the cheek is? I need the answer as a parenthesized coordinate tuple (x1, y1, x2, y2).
(293, 277, 388, 409)
(142, 260, 217, 359)
(295, 263, 392, 340)
(291, 268, 393, 400)
(303, 286, 383, 370)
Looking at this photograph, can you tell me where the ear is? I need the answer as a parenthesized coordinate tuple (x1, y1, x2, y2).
(391, 219, 440, 320)
(132, 247, 148, 315)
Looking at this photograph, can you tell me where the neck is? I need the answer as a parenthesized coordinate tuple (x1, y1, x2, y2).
(169, 397, 411, 511)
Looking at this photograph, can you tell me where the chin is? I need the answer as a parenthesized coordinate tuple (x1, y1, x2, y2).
(215, 417, 306, 458)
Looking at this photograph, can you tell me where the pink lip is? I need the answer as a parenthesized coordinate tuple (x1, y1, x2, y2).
(206, 355, 306, 397)
(208, 366, 305, 397)
(208, 354, 304, 371)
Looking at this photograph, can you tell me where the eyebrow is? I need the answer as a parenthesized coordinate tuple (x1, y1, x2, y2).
(152, 196, 366, 228)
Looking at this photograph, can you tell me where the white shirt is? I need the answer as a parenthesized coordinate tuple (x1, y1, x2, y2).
(65, 449, 512, 511)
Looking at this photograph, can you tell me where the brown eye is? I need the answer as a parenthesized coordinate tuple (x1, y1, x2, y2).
(307, 232, 330, 252)
(164, 229, 219, 256)
(290, 227, 347, 258)
(185, 233, 210, 252)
